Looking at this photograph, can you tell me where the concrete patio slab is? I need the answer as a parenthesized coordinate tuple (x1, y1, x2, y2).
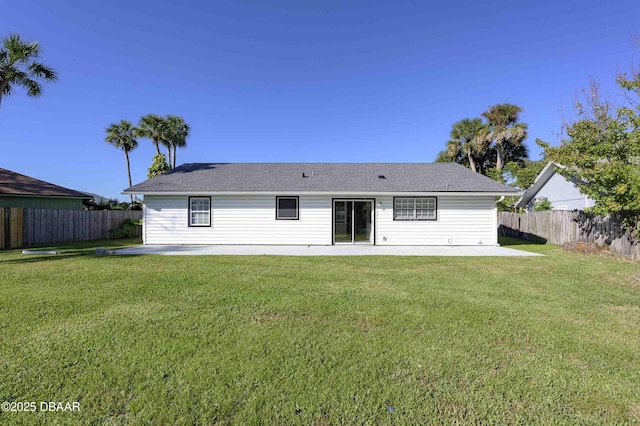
(114, 245, 543, 256)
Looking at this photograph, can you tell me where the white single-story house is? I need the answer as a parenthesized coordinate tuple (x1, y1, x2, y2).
(123, 163, 517, 246)
(515, 162, 595, 211)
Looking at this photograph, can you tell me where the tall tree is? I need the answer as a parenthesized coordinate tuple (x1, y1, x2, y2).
(135, 114, 166, 155)
(538, 77, 640, 215)
(481, 104, 528, 171)
(0, 33, 57, 108)
(105, 120, 139, 203)
(445, 118, 486, 173)
(164, 115, 190, 168)
(436, 109, 529, 177)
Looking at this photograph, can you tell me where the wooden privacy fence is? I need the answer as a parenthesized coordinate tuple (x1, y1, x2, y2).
(499, 210, 640, 260)
(1, 208, 143, 249)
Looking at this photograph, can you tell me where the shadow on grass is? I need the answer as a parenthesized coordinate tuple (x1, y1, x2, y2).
(0, 239, 141, 265)
(499, 236, 545, 247)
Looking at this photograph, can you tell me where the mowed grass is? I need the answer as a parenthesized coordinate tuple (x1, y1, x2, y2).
(0, 239, 639, 424)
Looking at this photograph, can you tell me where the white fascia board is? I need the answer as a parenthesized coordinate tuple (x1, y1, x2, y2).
(531, 162, 557, 185)
(515, 162, 558, 208)
(123, 191, 518, 197)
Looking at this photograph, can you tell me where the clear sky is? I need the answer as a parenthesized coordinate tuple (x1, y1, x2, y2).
(1, 0, 639, 199)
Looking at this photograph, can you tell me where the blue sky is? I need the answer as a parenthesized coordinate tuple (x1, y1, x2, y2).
(1, 0, 638, 199)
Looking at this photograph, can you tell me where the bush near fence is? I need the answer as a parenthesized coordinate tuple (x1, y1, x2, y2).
(499, 210, 640, 260)
(0, 208, 143, 248)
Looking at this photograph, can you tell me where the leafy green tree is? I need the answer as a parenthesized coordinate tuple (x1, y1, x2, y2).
(105, 120, 139, 203)
(135, 114, 166, 155)
(533, 197, 552, 211)
(538, 77, 640, 215)
(490, 158, 544, 212)
(147, 153, 170, 178)
(503, 159, 546, 191)
(0, 33, 57, 108)
(481, 104, 528, 171)
(164, 115, 190, 168)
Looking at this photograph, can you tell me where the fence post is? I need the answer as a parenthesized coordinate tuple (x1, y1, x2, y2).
(9, 208, 24, 248)
(0, 208, 5, 249)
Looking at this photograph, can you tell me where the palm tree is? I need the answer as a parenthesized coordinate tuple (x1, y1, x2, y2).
(135, 114, 166, 155)
(105, 120, 139, 203)
(0, 33, 58, 108)
(481, 104, 528, 171)
(164, 115, 190, 168)
(447, 118, 486, 173)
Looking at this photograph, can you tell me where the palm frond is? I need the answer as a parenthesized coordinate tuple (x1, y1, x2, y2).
(0, 33, 55, 105)
(165, 115, 190, 148)
(22, 78, 43, 97)
(135, 114, 166, 140)
(1, 82, 13, 96)
(28, 62, 58, 81)
(2, 34, 40, 63)
(105, 120, 139, 152)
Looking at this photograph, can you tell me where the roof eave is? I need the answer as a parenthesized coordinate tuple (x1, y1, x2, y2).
(123, 190, 518, 197)
(0, 193, 92, 199)
(515, 162, 558, 208)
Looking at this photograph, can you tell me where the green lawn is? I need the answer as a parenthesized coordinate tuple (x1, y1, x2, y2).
(1, 238, 639, 424)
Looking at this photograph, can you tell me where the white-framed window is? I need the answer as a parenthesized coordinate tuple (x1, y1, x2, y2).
(189, 196, 211, 227)
(393, 197, 437, 221)
(276, 196, 299, 220)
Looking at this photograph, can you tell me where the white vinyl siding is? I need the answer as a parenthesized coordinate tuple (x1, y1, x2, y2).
(144, 195, 331, 245)
(143, 194, 498, 246)
(377, 196, 497, 245)
(532, 172, 596, 211)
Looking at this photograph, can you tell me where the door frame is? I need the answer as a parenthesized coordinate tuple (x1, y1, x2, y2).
(331, 198, 376, 245)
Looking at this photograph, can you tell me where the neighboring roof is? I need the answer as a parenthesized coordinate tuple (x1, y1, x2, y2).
(124, 163, 517, 194)
(0, 168, 92, 199)
(515, 162, 563, 208)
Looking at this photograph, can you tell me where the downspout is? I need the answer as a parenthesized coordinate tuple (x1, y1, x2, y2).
(494, 196, 504, 246)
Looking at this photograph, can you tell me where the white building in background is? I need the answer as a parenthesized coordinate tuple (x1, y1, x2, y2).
(515, 162, 595, 211)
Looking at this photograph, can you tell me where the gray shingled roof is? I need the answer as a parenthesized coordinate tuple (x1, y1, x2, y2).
(123, 163, 517, 194)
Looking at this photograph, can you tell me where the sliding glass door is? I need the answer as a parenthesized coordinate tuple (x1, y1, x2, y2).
(334, 201, 352, 243)
(333, 199, 373, 244)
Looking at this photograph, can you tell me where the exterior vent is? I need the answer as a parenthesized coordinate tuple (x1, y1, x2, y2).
(378, 175, 386, 179)
(302, 172, 309, 178)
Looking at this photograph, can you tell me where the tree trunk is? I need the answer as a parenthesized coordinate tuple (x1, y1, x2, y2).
(466, 148, 477, 173)
(166, 147, 172, 169)
(495, 143, 504, 171)
(0, 80, 7, 108)
(172, 146, 177, 168)
(125, 151, 133, 204)
(153, 140, 161, 155)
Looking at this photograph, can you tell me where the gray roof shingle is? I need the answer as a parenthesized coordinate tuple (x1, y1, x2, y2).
(0, 168, 91, 199)
(124, 163, 517, 194)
